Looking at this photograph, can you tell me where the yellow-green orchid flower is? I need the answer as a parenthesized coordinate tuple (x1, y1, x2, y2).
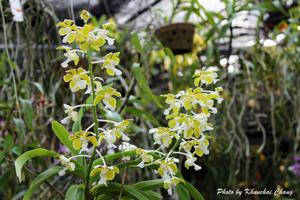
(93, 87, 121, 110)
(56, 19, 78, 44)
(149, 127, 176, 148)
(63, 67, 90, 92)
(194, 138, 209, 157)
(90, 165, 119, 186)
(69, 131, 98, 152)
(136, 148, 154, 168)
(161, 94, 181, 115)
(80, 10, 90, 23)
(102, 52, 121, 76)
(193, 68, 218, 86)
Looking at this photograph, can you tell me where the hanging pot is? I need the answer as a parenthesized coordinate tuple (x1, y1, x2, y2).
(155, 23, 195, 55)
(263, 1, 298, 31)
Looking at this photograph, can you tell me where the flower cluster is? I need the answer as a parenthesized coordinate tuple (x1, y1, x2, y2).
(55, 11, 131, 187)
(147, 68, 222, 194)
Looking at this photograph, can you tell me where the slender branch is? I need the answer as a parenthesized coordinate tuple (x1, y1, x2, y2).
(118, 77, 136, 113)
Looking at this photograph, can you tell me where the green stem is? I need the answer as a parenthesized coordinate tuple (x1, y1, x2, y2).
(165, 134, 183, 160)
(85, 50, 99, 200)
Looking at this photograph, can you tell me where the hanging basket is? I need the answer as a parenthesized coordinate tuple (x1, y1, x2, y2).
(155, 23, 195, 55)
(263, 1, 298, 30)
(264, 12, 288, 30)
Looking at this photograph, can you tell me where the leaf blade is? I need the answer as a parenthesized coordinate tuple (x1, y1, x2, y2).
(15, 148, 58, 182)
(133, 179, 164, 191)
(124, 185, 151, 200)
(183, 182, 205, 200)
(132, 64, 162, 108)
(52, 120, 78, 155)
(131, 32, 143, 52)
(65, 184, 85, 200)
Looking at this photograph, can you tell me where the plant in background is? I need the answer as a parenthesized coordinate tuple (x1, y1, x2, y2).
(14, 10, 222, 200)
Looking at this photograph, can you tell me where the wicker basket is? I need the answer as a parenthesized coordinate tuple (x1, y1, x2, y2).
(155, 23, 195, 55)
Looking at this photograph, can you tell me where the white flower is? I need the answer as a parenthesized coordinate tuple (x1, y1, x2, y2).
(61, 104, 79, 124)
(136, 149, 154, 168)
(184, 156, 202, 171)
(99, 120, 131, 149)
(102, 130, 117, 148)
(194, 137, 210, 157)
(193, 68, 218, 86)
(157, 158, 182, 195)
(89, 29, 114, 45)
(161, 94, 181, 115)
(119, 142, 136, 161)
(61, 50, 79, 68)
(85, 80, 103, 94)
(118, 142, 137, 151)
(58, 155, 75, 176)
(150, 127, 175, 148)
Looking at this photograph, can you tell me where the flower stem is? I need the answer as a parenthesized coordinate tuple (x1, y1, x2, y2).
(85, 50, 99, 200)
(165, 135, 183, 160)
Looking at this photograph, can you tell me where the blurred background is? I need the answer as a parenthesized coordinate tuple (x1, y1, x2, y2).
(0, 0, 300, 199)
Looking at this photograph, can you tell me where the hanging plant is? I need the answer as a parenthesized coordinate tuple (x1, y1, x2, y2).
(155, 22, 195, 55)
(154, 0, 204, 55)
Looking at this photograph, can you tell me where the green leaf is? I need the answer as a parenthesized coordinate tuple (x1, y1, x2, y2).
(105, 110, 123, 122)
(3, 135, 14, 152)
(65, 184, 84, 200)
(23, 166, 63, 200)
(183, 182, 204, 200)
(91, 183, 120, 196)
(133, 179, 164, 191)
(131, 32, 143, 52)
(124, 185, 151, 200)
(52, 121, 78, 155)
(165, 48, 176, 66)
(15, 148, 58, 182)
(31, 82, 44, 94)
(132, 63, 162, 108)
(13, 118, 25, 149)
(92, 182, 158, 200)
(176, 184, 191, 200)
(144, 191, 162, 200)
(96, 194, 114, 200)
(204, 10, 215, 26)
(19, 98, 34, 129)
